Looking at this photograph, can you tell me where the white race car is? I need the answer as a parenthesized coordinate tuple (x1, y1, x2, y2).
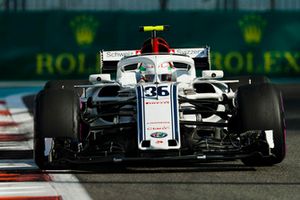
(34, 25, 286, 169)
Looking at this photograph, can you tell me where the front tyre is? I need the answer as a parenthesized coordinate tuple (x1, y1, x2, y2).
(236, 83, 286, 166)
(34, 89, 80, 169)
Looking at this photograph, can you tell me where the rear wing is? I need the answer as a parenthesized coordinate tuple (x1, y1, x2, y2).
(100, 47, 211, 73)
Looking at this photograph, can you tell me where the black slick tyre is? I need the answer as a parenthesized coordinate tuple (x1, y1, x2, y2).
(34, 89, 80, 169)
(236, 83, 286, 166)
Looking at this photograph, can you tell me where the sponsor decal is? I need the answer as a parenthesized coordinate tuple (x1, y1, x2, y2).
(147, 121, 170, 125)
(155, 140, 164, 144)
(173, 48, 208, 57)
(105, 51, 136, 58)
(147, 126, 170, 131)
(145, 101, 170, 105)
(144, 85, 170, 97)
(150, 132, 168, 138)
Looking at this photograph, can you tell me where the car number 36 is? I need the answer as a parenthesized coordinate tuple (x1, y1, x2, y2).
(144, 85, 170, 97)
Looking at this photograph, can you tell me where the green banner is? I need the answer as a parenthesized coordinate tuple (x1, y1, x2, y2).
(0, 11, 299, 80)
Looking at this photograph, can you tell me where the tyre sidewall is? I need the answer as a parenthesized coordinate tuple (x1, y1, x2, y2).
(236, 83, 286, 165)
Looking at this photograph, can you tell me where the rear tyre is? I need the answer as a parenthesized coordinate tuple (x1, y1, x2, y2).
(236, 83, 286, 166)
(34, 89, 80, 169)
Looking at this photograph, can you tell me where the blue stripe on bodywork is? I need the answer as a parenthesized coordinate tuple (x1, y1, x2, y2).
(136, 85, 143, 143)
(172, 84, 179, 141)
(141, 86, 146, 140)
(170, 84, 175, 140)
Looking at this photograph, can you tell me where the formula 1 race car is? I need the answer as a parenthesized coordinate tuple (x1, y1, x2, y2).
(34, 25, 286, 169)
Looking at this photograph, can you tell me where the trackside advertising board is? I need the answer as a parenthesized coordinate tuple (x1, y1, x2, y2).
(0, 11, 299, 80)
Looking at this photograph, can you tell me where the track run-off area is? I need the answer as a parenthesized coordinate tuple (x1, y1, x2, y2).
(0, 82, 299, 200)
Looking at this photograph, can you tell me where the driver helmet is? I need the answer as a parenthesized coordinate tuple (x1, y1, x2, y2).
(138, 62, 174, 82)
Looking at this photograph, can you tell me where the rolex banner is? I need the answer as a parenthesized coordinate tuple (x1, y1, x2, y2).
(0, 11, 299, 80)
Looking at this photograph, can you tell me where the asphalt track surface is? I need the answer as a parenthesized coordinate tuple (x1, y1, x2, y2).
(70, 84, 300, 200)
(2, 83, 300, 200)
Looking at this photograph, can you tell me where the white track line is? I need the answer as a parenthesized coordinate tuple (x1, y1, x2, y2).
(0, 92, 92, 200)
(0, 183, 58, 196)
(0, 159, 36, 169)
(50, 174, 92, 200)
(0, 115, 14, 122)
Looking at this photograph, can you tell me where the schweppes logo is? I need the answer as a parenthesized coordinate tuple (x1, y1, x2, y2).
(239, 15, 266, 45)
(70, 15, 99, 46)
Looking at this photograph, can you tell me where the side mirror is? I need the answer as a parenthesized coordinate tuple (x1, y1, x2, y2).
(202, 70, 224, 79)
(89, 74, 111, 83)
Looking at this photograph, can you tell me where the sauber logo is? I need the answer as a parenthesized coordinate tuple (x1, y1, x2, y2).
(150, 132, 168, 138)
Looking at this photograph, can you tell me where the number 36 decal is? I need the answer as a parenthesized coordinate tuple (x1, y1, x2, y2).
(144, 85, 170, 97)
